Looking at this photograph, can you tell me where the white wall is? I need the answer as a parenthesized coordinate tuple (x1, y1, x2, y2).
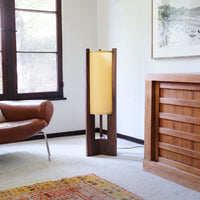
(97, 0, 200, 139)
(45, 0, 97, 133)
(45, 0, 200, 140)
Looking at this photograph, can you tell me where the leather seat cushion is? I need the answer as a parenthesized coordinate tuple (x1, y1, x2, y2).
(0, 119, 47, 144)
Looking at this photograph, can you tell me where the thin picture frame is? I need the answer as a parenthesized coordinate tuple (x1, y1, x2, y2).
(152, 0, 200, 59)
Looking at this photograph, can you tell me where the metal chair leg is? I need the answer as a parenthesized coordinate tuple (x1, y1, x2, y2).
(42, 132, 51, 161)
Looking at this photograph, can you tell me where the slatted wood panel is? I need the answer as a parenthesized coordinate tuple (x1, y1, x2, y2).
(159, 82, 200, 173)
(144, 74, 200, 192)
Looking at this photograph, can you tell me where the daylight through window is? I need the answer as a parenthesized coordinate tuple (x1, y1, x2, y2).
(0, 0, 63, 100)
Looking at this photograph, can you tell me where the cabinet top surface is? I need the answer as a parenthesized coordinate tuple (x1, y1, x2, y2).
(145, 73, 200, 83)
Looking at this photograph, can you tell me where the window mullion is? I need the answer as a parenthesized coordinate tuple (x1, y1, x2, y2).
(0, 0, 7, 98)
(3, 0, 17, 99)
(56, 0, 63, 97)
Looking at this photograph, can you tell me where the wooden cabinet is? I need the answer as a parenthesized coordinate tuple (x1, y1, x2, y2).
(143, 74, 200, 192)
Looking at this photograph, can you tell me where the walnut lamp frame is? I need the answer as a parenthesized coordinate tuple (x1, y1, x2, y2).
(86, 48, 117, 156)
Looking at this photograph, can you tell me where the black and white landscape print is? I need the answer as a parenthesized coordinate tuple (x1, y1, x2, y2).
(158, 1, 200, 48)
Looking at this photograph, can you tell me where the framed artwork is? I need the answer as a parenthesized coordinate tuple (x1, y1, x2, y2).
(152, 0, 200, 58)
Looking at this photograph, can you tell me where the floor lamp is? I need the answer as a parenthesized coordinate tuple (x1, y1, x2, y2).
(86, 48, 117, 156)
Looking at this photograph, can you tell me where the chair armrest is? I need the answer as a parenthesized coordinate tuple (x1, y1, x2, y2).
(0, 100, 53, 124)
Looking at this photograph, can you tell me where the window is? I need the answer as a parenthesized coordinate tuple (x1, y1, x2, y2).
(0, 2, 3, 95)
(0, 0, 63, 100)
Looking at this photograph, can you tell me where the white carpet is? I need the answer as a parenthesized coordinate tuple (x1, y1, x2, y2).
(0, 135, 200, 200)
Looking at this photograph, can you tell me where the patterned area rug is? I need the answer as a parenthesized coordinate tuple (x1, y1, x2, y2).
(0, 174, 143, 200)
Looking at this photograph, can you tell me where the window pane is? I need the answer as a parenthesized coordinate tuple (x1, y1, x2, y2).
(0, 53, 3, 94)
(0, 29, 1, 51)
(0, 7, 1, 51)
(16, 11, 57, 52)
(17, 53, 58, 93)
(0, 6, 2, 94)
(15, 0, 56, 11)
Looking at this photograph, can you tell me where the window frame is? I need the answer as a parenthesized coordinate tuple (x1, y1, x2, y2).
(0, 0, 64, 101)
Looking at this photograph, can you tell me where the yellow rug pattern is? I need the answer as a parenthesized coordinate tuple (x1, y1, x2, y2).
(0, 174, 143, 200)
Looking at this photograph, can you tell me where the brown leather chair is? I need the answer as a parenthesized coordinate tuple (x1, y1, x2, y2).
(0, 100, 53, 161)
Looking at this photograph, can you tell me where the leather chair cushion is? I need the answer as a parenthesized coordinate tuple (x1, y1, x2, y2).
(0, 100, 53, 124)
(0, 119, 47, 144)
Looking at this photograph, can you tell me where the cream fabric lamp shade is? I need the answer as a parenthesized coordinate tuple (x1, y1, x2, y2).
(90, 51, 112, 115)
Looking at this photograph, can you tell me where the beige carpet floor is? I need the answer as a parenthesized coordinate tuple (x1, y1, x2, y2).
(0, 135, 200, 200)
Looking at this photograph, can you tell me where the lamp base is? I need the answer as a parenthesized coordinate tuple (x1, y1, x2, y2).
(86, 115, 117, 156)
(87, 139, 117, 156)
